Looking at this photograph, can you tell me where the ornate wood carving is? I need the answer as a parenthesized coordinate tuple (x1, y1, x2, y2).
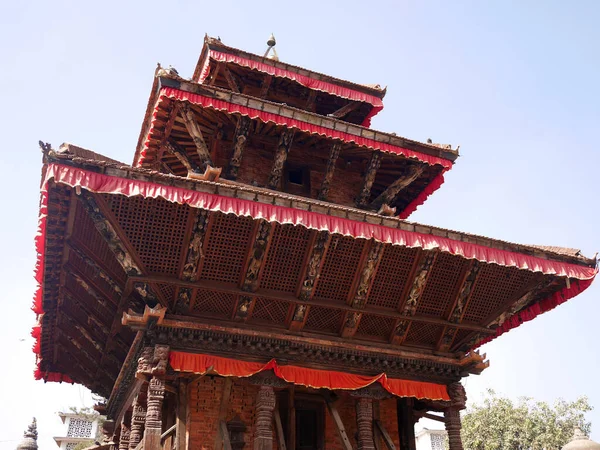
(370, 165, 425, 211)
(356, 152, 382, 207)
(329, 101, 360, 119)
(438, 262, 482, 352)
(317, 143, 342, 201)
(165, 140, 198, 173)
(180, 104, 213, 169)
(174, 287, 193, 315)
(444, 409, 463, 450)
(267, 129, 295, 190)
(352, 242, 385, 309)
(226, 116, 252, 180)
(78, 191, 142, 276)
(137, 344, 169, 377)
(118, 421, 131, 450)
(356, 398, 375, 450)
(222, 65, 241, 93)
(128, 395, 145, 450)
(254, 385, 276, 450)
(392, 251, 437, 344)
(145, 376, 166, 435)
(290, 231, 331, 330)
(181, 210, 210, 282)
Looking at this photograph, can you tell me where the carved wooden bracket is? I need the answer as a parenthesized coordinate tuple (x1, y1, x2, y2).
(391, 251, 437, 345)
(180, 104, 213, 169)
(267, 129, 295, 190)
(155, 103, 180, 170)
(356, 152, 382, 207)
(226, 116, 252, 180)
(329, 101, 360, 120)
(164, 140, 199, 173)
(370, 164, 425, 211)
(122, 305, 166, 328)
(222, 65, 241, 93)
(259, 75, 272, 99)
(317, 143, 342, 201)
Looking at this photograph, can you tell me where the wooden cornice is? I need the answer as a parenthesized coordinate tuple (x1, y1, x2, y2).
(391, 251, 438, 345)
(289, 231, 331, 331)
(437, 261, 482, 352)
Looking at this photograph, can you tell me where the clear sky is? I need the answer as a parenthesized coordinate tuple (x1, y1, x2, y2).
(1, 0, 598, 448)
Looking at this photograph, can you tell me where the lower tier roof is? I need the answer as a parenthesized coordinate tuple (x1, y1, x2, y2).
(32, 145, 596, 397)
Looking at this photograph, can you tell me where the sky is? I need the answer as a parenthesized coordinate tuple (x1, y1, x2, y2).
(0, 0, 598, 448)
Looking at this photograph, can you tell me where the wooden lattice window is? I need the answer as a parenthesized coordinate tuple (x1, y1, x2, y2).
(191, 289, 236, 319)
(103, 195, 190, 276)
(304, 306, 342, 334)
(313, 236, 365, 303)
(463, 264, 536, 324)
(249, 297, 290, 327)
(356, 314, 395, 339)
(417, 253, 469, 318)
(157, 283, 176, 306)
(200, 213, 254, 284)
(368, 246, 418, 309)
(261, 224, 311, 293)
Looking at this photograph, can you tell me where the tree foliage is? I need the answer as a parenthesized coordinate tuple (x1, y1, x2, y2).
(461, 389, 592, 450)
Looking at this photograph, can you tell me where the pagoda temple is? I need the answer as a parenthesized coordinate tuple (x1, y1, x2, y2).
(32, 34, 597, 450)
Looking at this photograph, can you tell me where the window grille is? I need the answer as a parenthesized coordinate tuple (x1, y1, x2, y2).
(431, 433, 445, 450)
(67, 419, 93, 438)
(65, 443, 78, 450)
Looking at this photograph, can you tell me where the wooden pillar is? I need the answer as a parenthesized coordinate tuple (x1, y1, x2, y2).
(444, 409, 463, 450)
(129, 395, 145, 450)
(176, 379, 188, 450)
(226, 116, 252, 180)
(254, 385, 276, 450)
(356, 398, 375, 450)
(396, 399, 416, 450)
(356, 152, 382, 207)
(267, 129, 295, 190)
(143, 376, 166, 450)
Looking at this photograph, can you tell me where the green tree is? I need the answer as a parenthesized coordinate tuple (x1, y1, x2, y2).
(461, 389, 592, 450)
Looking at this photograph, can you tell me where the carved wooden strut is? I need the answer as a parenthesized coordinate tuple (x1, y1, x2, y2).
(267, 129, 295, 190)
(370, 164, 425, 211)
(180, 104, 213, 169)
(226, 116, 252, 180)
(356, 152, 382, 207)
(318, 142, 342, 201)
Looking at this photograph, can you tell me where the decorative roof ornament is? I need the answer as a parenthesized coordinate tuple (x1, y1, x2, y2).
(16, 418, 38, 450)
(562, 427, 600, 450)
(263, 33, 279, 61)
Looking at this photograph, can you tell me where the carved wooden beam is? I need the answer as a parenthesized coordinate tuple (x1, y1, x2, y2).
(289, 231, 331, 331)
(437, 261, 482, 352)
(165, 140, 199, 173)
(329, 101, 361, 119)
(356, 152, 382, 207)
(391, 251, 438, 345)
(317, 142, 342, 201)
(226, 116, 252, 180)
(305, 90, 318, 112)
(180, 104, 214, 169)
(259, 75, 272, 99)
(341, 242, 385, 338)
(370, 165, 426, 211)
(234, 220, 274, 320)
(267, 129, 295, 190)
(181, 210, 211, 282)
(222, 65, 240, 93)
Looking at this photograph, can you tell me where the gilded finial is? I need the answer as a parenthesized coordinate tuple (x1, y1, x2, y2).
(264, 33, 279, 61)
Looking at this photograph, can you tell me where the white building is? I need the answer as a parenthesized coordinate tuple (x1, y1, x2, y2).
(53, 413, 100, 450)
(415, 428, 447, 450)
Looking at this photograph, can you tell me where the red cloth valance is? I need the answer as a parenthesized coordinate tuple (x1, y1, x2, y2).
(197, 50, 384, 127)
(169, 351, 450, 401)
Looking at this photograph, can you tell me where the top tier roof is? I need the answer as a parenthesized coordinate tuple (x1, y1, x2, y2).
(193, 36, 387, 127)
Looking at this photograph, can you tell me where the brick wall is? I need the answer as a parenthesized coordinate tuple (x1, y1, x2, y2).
(188, 376, 402, 450)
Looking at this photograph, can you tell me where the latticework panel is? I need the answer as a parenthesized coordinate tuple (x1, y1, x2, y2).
(356, 314, 395, 339)
(261, 224, 310, 293)
(463, 264, 537, 324)
(200, 213, 254, 284)
(67, 418, 94, 438)
(103, 195, 190, 276)
(451, 329, 474, 351)
(191, 289, 236, 319)
(404, 321, 444, 347)
(314, 236, 365, 303)
(368, 245, 418, 309)
(249, 297, 290, 327)
(417, 253, 469, 318)
(304, 306, 343, 334)
(157, 283, 176, 306)
(71, 202, 126, 283)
